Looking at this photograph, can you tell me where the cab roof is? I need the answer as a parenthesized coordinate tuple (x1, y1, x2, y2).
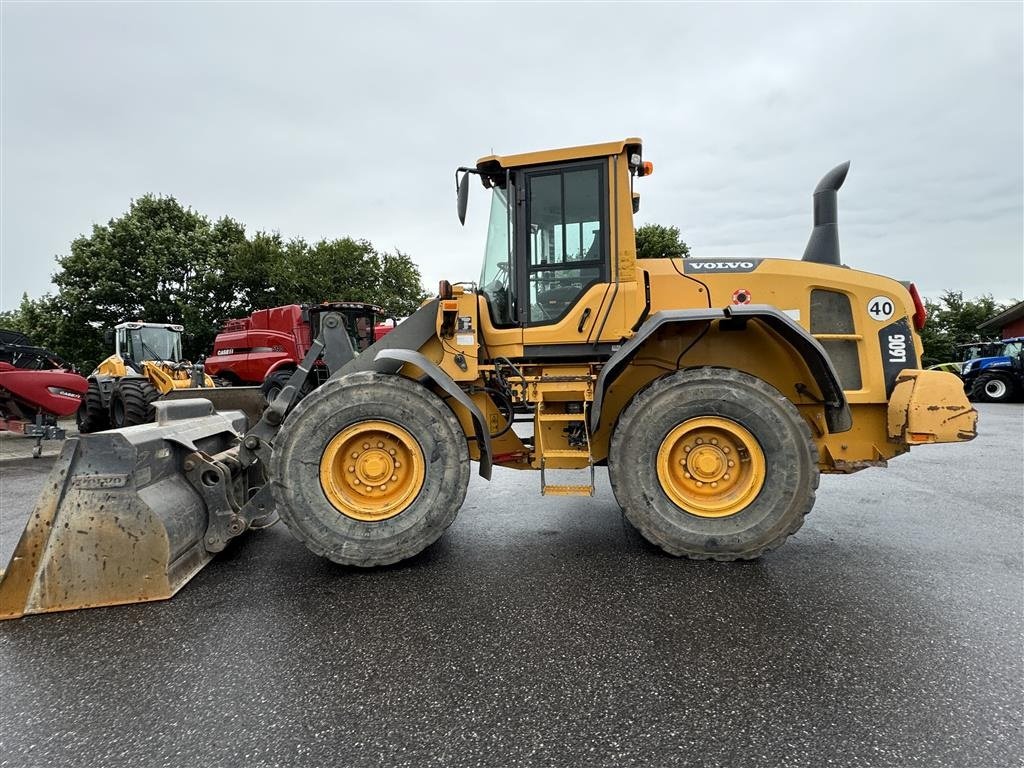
(476, 138, 642, 174)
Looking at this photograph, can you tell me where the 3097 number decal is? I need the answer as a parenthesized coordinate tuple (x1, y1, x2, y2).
(887, 333, 907, 363)
(877, 317, 918, 396)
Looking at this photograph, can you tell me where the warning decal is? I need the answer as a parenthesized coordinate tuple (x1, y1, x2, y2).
(731, 289, 752, 305)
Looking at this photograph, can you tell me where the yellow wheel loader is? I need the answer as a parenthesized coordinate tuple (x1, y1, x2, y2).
(76, 322, 212, 432)
(0, 138, 977, 619)
(76, 322, 265, 432)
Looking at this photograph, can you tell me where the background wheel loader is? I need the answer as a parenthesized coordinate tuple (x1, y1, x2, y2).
(76, 322, 213, 432)
(0, 138, 978, 619)
(76, 321, 266, 432)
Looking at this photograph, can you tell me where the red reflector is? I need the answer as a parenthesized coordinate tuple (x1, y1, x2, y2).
(908, 282, 927, 330)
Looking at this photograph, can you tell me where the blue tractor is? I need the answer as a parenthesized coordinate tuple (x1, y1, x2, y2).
(961, 336, 1024, 403)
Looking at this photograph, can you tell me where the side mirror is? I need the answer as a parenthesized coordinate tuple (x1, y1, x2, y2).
(457, 171, 470, 226)
(104, 328, 114, 345)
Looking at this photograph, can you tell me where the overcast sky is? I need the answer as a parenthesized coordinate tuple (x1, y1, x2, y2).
(2, 2, 1022, 311)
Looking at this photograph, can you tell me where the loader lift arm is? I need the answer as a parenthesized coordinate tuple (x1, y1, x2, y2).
(187, 300, 494, 555)
(187, 311, 359, 553)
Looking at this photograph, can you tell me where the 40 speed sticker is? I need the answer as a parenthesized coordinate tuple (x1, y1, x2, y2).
(867, 295, 895, 321)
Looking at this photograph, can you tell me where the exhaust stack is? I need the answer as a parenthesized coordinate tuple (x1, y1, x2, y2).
(801, 161, 850, 266)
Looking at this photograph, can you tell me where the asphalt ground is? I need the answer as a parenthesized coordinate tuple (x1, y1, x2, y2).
(0, 404, 1021, 768)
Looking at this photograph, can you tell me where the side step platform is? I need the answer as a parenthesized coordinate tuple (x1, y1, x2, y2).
(536, 403, 595, 498)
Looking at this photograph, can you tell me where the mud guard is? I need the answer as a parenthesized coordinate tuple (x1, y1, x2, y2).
(590, 306, 852, 435)
(370, 348, 493, 480)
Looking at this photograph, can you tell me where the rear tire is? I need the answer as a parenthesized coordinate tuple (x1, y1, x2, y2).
(110, 378, 159, 428)
(271, 371, 470, 567)
(971, 372, 1016, 403)
(76, 379, 109, 434)
(608, 367, 818, 560)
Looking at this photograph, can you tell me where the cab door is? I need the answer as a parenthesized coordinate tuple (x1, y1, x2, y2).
(516, 161, 610, 348)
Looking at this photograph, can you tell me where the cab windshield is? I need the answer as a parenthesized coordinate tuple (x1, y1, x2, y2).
(126, 327, 183, 363)
(479, 186, 515, 326)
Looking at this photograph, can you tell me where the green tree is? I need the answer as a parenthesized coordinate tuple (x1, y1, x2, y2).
(0, 293, 67, 353)
(0, 302, 26, 333)
(635, 223, 690, 259)
(27, 196, 428, 370)
(222, 231, 289, 312)
(918, 291, 1016, 365)
(265, 237, 426, 318)
(51, 195, 248, 365)
(375, 250, 428, 317)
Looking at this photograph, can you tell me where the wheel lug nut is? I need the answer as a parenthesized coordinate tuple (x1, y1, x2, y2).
(711, 481, 718, 488)
(711, 439, 719, 445)
(696, 438, 704, 445)
(684, 472, 691, 479)
(696, 481, 704, 487)
(728, 460, 735, 467)
(391, 475, 398, 482)
(723, 473, 730, 480)
(377, 441, 384, 448)
(353, 479, 360, 485)
(684, 445, 692, 453)
(389, 449, 396, 456)
(348, 466, 355, 473)
(351, 452, 358, 459)
(723, 447, 730, 454)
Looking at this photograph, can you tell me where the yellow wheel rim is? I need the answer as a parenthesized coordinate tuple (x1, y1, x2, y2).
(319, 420, 425, 522)
(656, 416, 766, 518)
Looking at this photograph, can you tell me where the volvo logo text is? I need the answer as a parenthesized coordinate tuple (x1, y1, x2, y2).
(683, 259, 762, 274)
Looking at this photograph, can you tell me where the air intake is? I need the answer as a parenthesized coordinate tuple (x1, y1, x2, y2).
(801, 161, 850, 266)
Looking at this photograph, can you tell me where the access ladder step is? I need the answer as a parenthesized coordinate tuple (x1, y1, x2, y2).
(542, 484, 595, 497)
(537, 412, 587, 422)
(542, 448, 592, 459)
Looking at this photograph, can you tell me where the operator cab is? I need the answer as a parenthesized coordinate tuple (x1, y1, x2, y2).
(114, 322, 184, 369)
(460, 139, 646, 332)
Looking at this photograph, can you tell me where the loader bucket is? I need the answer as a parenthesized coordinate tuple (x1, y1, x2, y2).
(162, 385, 266, 426)
(0, 401, 247, 620)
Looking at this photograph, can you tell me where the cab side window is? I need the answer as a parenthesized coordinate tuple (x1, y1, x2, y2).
(526, 164, 607, 325)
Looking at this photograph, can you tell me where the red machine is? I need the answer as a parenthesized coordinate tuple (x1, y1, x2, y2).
(0, 332, 88, 457)
(204, 302, 395, 397)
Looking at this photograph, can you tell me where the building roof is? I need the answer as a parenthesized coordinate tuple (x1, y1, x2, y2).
(979, 299, 1024, 331)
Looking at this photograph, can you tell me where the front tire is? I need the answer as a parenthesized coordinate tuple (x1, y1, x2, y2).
(608, 367, 818, 560)
(971, 372, 1016, 403)
(110, 378, 159, 428)
(271, 371, 470, 567)
(76, 379, 109, 434)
